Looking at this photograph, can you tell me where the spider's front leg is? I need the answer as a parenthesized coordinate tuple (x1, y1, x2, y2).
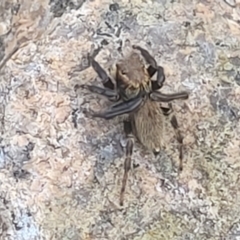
(78, 56, 119, 102)
(150, 91, 189, 102)
(120, 119, 135, 206)
(91, 57, 115, 90)
(92, 95, 145, 119)
(132, 45, 165, 90)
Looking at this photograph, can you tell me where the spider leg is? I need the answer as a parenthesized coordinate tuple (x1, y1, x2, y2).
(150, 91, 189, 102)
(80, 56, 119, 101)
(160, 104, 173, 116)
(132, 45, 157, 69)
(76, 85, 119, 102)
(90, 57, 115, 90)
(161, 104, 184, 172)
(120, 120, 134, 206)
(151, 66, 166, 91)
(92, 96, 145, 119)
(171, 115, 184, 172)
(132, 45, 165, 90)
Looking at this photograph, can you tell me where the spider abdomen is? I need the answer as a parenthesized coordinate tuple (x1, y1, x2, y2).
(132, 100, 165, 153)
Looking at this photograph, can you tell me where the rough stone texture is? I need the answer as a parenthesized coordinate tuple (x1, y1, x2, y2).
(0, 0, 240, 239)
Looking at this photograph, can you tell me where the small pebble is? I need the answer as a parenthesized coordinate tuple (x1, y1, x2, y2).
(109, 3, 119, 11)
(223, 62, 233, 71)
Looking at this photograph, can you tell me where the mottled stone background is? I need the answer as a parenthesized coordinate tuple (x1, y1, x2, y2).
(0, 0, 240, 239)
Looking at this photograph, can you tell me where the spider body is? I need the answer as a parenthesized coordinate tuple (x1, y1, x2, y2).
(112, 51, 164, 153)
(79, 45, 189, 206)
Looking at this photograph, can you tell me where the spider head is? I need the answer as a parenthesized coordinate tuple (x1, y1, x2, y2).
(115, 52, 151, 101)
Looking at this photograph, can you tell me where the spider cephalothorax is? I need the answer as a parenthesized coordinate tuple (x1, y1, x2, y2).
(114, 51, 151, 100)
(79, 45, 189, 206)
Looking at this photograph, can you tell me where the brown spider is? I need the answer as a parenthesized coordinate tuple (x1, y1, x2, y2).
(79, 45, 189, 206)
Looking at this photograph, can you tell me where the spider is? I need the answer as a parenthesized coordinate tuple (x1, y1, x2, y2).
(78, 45, 189, 206)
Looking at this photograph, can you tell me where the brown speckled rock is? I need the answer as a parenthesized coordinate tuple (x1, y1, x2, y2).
(0, 0, 240, 239)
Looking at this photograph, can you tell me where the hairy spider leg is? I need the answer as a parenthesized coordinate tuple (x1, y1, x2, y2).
(150, 91, 189, 102)
(79, 57, 119, 102)
(78, 84, 118, 101)
(161, 104, 184, 171)
(91, 58, 115, 90)
(171, 115, 184, 171)
(120, 120, 134, 206)
(91, 95, 145, 119)
(132, 45, 165, 90)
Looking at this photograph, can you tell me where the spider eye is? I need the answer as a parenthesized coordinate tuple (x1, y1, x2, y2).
(129, 86, 136, 91)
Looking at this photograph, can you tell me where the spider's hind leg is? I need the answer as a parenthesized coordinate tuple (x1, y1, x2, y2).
(120, 119, 135, 206)
(161, 104, 184, 172)
(132, 45, 165, 90)
(170, 114, 184, 171)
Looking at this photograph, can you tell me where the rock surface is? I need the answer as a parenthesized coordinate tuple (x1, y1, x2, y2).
(0, 0, 240, 239)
